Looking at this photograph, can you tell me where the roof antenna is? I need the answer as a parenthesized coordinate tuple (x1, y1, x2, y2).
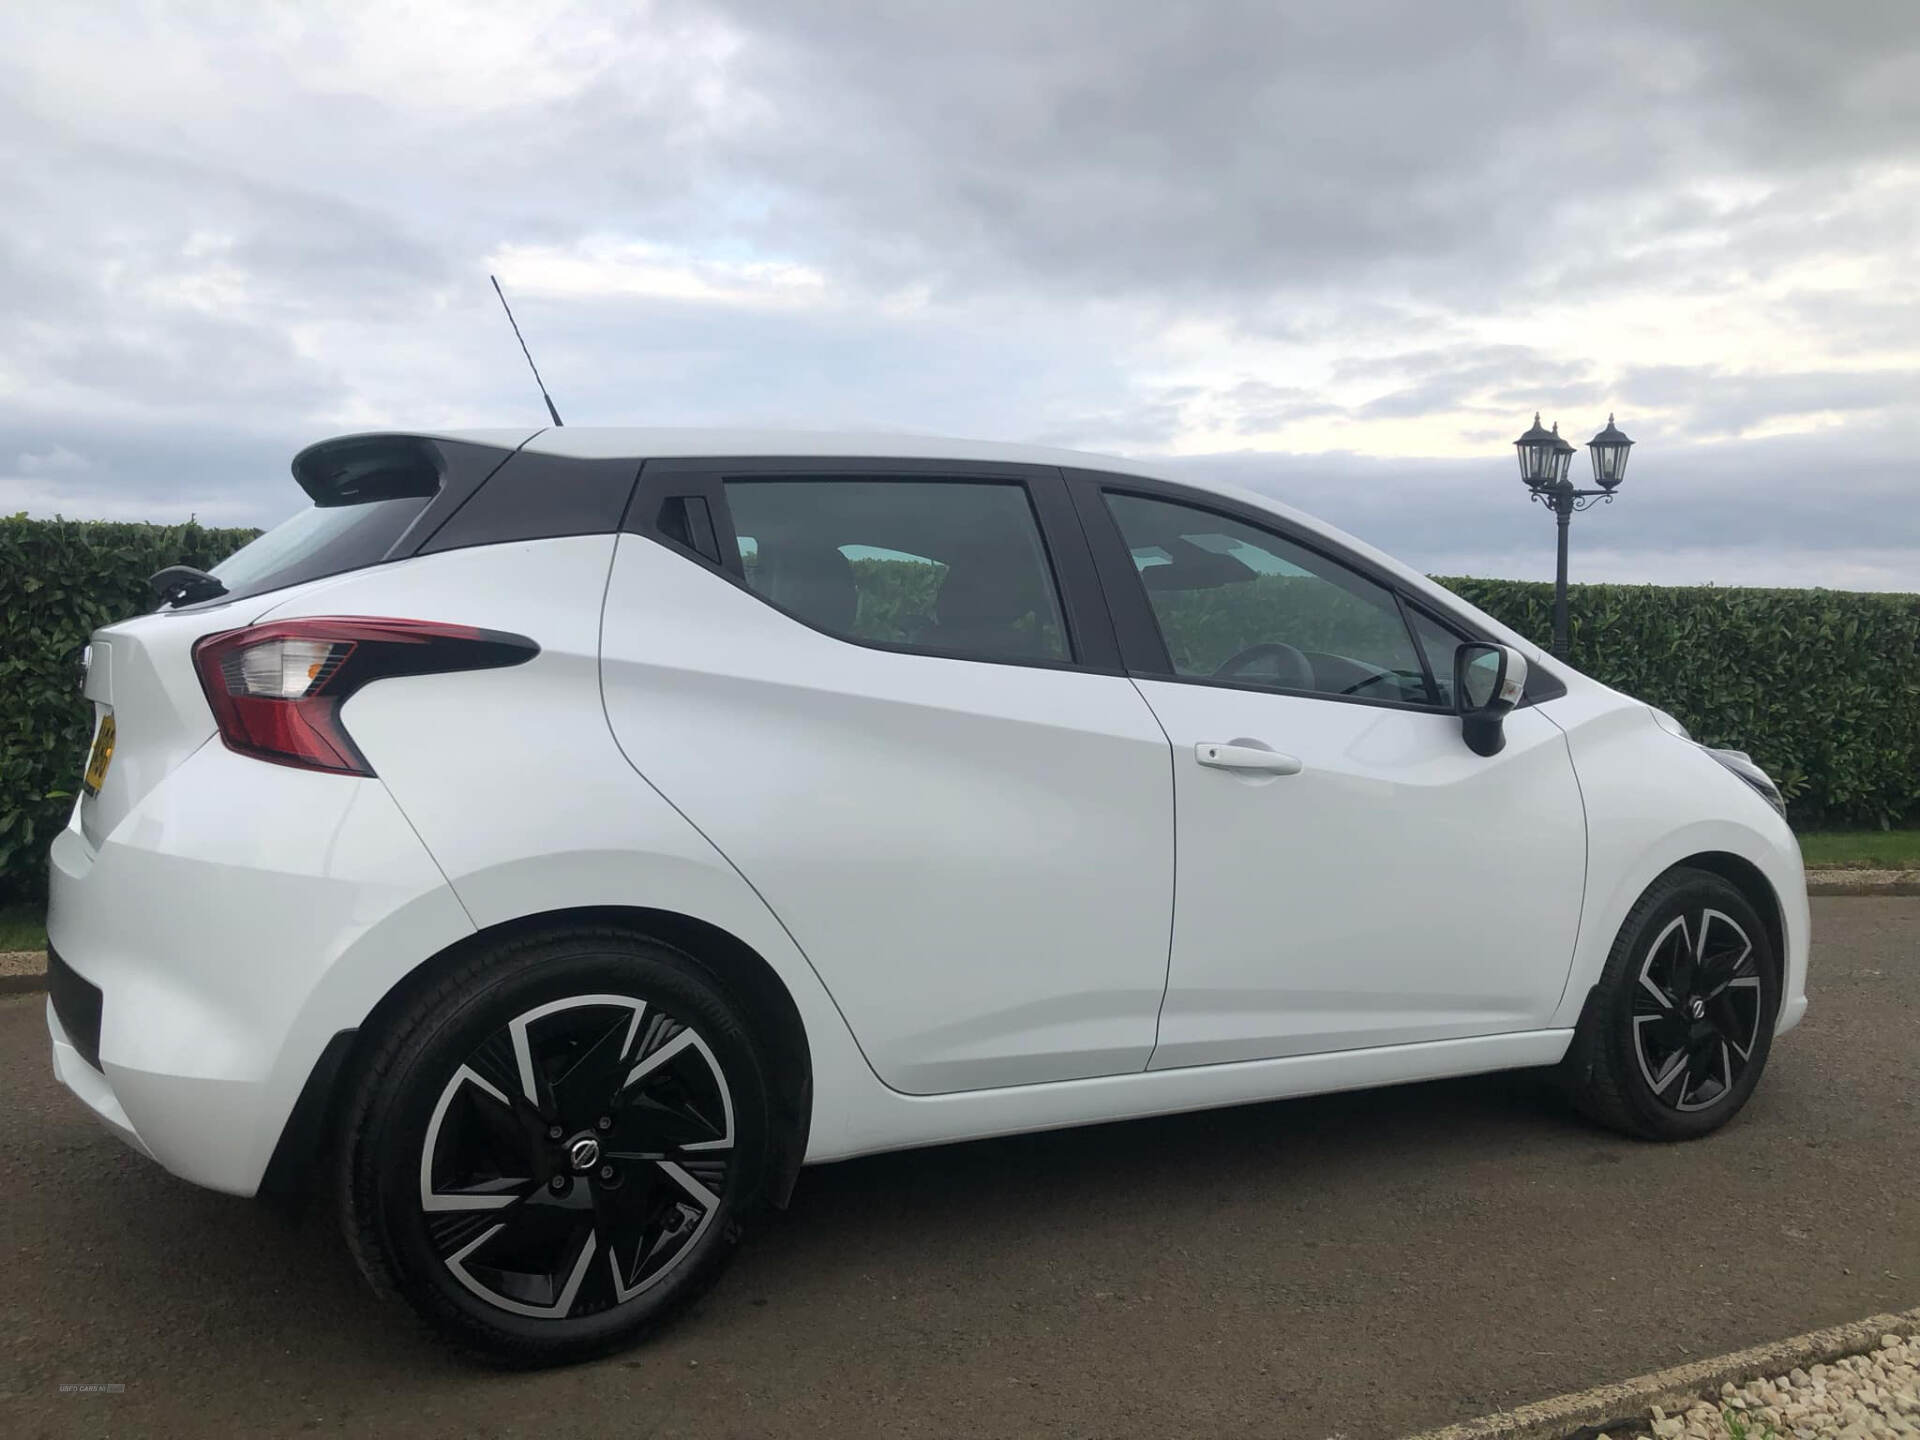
(489, 274, 564, 426)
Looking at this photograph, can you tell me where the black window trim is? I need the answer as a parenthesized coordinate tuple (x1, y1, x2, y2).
(622, 455, 1125, 676)
(1393, 590, 1445, 708)
(1063, 467, 1565, 711)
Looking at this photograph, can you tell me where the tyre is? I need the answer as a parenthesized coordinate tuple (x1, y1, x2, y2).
(1567, 866, 1779, 1140)
(339, 927, 772, 1365)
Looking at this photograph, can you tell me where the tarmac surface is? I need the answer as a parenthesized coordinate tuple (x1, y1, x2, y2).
(3, 896, 1915, 1439)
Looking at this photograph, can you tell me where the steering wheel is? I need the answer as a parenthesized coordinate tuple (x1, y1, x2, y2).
(1212, 641, 1314, 689)
(1337, 663, 1393, 696)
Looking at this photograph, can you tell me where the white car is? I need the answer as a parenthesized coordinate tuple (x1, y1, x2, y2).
(48, 427, 1807, 1362)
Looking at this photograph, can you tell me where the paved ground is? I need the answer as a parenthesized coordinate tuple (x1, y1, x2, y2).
(3, 897, 1915, 1440)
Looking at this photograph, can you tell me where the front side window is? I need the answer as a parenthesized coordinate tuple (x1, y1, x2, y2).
(1406, 606, 1466, 708)
(1103, 491, 1436, 706)
(724, 478, 1071, 664)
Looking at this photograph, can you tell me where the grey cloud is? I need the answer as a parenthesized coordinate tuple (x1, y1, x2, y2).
(1331, 347, 1591, 389)
(677, 0, 1920, 313)
(0, 1, 1915, 594)
(1619, 366, 1920, 439)
(0, 408, 303, 526)
(1352, 346, 1603, 421)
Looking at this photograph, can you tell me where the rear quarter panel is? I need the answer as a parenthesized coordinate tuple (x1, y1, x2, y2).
(268, 536, 881, 1135)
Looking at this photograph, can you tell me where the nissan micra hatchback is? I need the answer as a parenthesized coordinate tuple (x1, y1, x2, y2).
(48, 428, 1808, 1363)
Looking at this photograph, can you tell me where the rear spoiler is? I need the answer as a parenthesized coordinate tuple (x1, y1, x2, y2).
(290, 434, 446, 508)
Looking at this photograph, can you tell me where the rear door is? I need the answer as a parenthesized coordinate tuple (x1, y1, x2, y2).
(1073, 477, 1587, 1068)
(598, 460, 1176, 1095)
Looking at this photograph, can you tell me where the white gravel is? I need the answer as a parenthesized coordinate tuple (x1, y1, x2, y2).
(1609, 1331, 1920, 1439)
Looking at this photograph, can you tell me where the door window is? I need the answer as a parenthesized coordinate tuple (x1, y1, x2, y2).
(1405, 605, 1467, 708)
(1103, 491, 1436, 706)
(724, 478, 1071, 663)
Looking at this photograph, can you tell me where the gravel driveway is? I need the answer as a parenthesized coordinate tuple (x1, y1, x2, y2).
(1644, 1331, 1919, 1438)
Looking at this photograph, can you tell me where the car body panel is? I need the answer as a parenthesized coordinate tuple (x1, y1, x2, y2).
(76, 599, 277, 850)
(266, 533, 886, 1123)
(1537, 689, 1809, 1035)
(1132, 679, 1587, 1066)
(599, 531, 1176, 1094)
(46, 742, 472, 1193)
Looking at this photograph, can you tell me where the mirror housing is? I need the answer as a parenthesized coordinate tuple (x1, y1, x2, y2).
(1454, 642, 1527, 757)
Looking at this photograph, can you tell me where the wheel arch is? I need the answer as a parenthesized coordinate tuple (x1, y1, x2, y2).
(1671, 850, 1787, 993)
(262, 904, 815, 1207)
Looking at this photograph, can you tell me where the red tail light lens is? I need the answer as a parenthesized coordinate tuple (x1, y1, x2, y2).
(193, 617, 538, 775)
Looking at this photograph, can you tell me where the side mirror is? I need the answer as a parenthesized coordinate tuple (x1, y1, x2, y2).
(1454, 642, 1528, 757)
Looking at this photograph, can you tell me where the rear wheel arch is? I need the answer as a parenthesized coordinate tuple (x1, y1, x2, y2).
(266, 905, 814, 1207)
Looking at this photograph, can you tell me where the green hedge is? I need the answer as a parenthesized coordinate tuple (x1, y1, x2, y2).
(0, 515, 257, 901)
(3, 518, 1915, 901)
(1438, 577, 1920, 827)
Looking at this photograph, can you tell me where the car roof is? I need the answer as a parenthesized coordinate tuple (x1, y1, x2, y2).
(430, 425, 1189, 479)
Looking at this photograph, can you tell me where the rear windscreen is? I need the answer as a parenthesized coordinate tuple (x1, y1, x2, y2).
(194, 434, 448, 606)
(207, 495, 435, 604)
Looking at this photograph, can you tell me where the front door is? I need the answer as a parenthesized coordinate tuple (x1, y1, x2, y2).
(1082, 484, 1587, 1069)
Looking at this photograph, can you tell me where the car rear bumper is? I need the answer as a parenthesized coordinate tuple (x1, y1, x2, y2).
(45, 741, 473, 1196)
(48, 999, 151, 1160)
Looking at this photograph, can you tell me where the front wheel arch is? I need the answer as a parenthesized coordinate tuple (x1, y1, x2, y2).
(1673, 850, 1786, 1003)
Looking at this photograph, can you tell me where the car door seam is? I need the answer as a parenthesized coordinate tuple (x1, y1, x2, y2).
(592, 534, 893, 1091)
(1532, 704, 1594, 1023)
(1127, 675, 1180, 1072)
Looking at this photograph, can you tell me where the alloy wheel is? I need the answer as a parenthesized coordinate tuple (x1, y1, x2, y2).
(417, 994, 734, 1320)
(1630, 908, 1763, 1113)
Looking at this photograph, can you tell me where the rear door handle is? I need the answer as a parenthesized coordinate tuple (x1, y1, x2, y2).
(1195, 741, 1302, 775)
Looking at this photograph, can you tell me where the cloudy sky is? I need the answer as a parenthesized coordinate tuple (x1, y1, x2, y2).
(3, 0, 1917, 587)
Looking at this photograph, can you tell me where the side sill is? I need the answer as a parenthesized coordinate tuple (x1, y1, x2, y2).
(803, 1027, 1576, 1166)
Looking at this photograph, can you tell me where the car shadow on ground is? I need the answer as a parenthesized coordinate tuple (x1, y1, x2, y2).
(54, 1064, 1598, 1376)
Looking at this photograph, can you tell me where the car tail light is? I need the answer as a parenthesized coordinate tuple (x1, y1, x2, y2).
(193, 617, 538, 775)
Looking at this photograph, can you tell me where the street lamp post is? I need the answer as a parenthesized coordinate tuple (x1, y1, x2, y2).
(1514, 412, 1634, 660)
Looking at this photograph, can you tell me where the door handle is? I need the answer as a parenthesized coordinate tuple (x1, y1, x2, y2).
(1195, 741, 1302, 775)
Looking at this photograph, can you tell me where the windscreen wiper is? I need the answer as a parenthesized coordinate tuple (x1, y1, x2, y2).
(149, 565, 228, 607)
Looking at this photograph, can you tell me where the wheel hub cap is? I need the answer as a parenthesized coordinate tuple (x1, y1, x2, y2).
(568, 1135, 602, 1171)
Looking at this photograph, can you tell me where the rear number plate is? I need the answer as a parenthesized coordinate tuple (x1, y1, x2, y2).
(82, 712, 115, 797)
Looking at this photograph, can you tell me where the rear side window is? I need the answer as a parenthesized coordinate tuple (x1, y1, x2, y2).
(722, 478, 1072, 664)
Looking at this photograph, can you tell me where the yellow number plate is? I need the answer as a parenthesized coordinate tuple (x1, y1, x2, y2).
(82, 712, 116, 796)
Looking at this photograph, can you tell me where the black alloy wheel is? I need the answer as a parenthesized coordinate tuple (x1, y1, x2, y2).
(420, 992, 735, 1318)
(342, 929, 771, 1364)
(1567, 866, 1780, 1140)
